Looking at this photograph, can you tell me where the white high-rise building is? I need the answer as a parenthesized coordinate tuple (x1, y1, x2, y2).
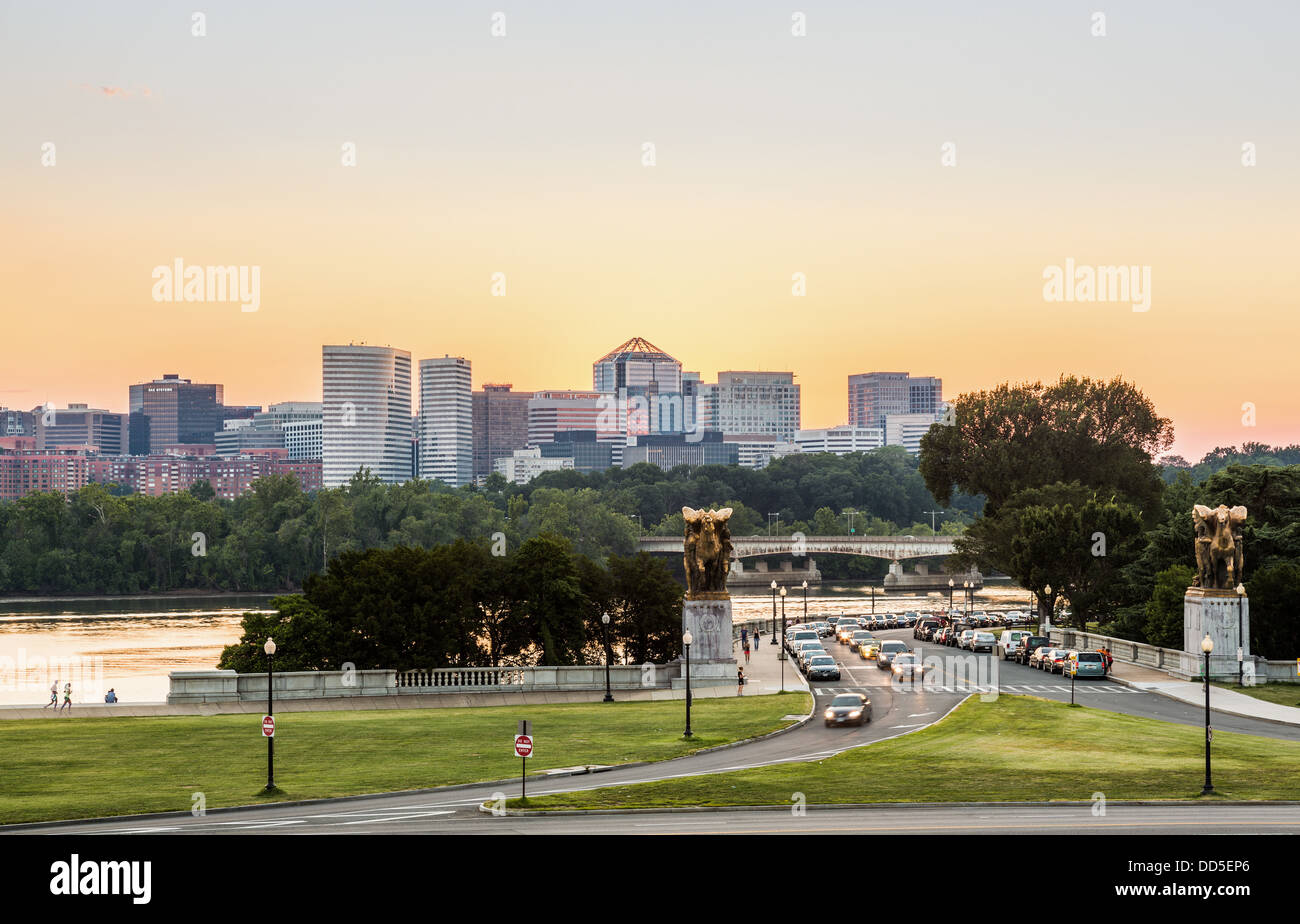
(699, 371, 800, 440)
(884, 412, 943, 455)
(419, 355, 473, 487)
(322, 345, 412, 486)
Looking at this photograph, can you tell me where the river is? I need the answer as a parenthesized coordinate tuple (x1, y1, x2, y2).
(0, 583, 1029, 705)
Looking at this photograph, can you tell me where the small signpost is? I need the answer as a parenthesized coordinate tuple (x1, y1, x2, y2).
(262, 715, 275, 738)
(516, 720, 532, 801)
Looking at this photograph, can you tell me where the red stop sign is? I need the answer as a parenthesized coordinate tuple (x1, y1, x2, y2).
(514, 734, 533, 758)
(262, 715, 275, 737)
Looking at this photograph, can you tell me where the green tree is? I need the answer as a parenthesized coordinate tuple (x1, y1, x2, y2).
(1143, 565, 1196, 648)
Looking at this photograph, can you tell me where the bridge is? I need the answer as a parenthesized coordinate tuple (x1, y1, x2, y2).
(636, 535, 958, 560)
(636, 534, 978, 590)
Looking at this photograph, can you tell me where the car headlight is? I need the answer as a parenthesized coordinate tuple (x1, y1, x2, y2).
(848, 711, 861, 718)
(824, 709, 835, 718)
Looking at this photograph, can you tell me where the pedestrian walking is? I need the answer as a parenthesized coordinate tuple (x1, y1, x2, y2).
(753, 627, 761, 646)
(740, 627, 748, 647)
(44, 680, 59, 708)
(737, 666, 745, 695)
(743, 640, 751, 664)
(59, 682, 72, 712)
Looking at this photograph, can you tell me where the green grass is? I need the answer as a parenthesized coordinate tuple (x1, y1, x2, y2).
(0, 692, 808, 825)
(510, 696, 1300, 810)
(1212, 681, 1300, 708)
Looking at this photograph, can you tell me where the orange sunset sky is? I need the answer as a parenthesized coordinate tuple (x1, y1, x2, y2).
(3, 2, 1298, 460)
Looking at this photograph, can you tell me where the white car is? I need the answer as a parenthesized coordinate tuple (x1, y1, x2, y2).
(997, 629, 1033, 660)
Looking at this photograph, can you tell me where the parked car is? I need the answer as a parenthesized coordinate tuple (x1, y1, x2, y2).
(876, 640, 910, 669)
(1066, 650, 1107, 678)
(795, 641, 826, 666)
(1015, 636, 1052, 665)
(997, 630, 1033, 660)
(805, 655, 842, 682)
(1027, 645, 1054, 670)
(824, 692, 871, 727)
(1042, 648, 1070, 674)
(957, 630, 976, 650)
(970, 631, 996, 653)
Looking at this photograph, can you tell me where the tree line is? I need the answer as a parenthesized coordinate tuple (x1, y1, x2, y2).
(217, 537, 683, 671)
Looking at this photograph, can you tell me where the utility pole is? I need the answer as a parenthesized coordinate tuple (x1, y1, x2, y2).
(924, 510, 944, 531)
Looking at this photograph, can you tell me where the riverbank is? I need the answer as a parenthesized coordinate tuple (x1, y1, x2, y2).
(0, 590, 280, 605)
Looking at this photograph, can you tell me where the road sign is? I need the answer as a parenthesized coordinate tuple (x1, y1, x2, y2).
(262, 715, 275, 738)
(514, 734, 533, 759)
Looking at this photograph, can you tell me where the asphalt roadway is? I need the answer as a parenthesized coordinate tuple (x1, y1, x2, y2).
(7, 628, 1298, 835)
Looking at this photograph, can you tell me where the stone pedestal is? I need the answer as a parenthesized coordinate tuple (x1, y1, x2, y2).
(1183, 588, 1249, 680)
(682, 597, 735, 663)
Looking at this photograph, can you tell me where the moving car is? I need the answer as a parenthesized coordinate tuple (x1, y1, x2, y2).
(890, 652, 928, 681)
(824, 692, 871, 727)
(957, 630, 976, 650)
(915, 618, 942, 640)
(858, 640, 882, 660)
(970, 631, 996, 653)
(795, 641, 826, 666)
(786, 629, 818, 653)
(805, 655, 842, 682)
(876, 640, 910, 669)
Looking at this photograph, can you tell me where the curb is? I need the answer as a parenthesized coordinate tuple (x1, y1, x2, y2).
(1109, 675, 1300, 729)
(486, 797, 1300, 817)
(0, 691, 815, 833)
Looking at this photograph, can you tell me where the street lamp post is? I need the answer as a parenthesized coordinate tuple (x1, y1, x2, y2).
(601, 612, 614, 702)
(1235, 583, 1246, 687)
(1043, 584, 1053, 632)
(264, 637, 276, 792)
(770, 580, 778, 644)
(801, 579, 808, 623)
(780, 586, 788, 653)
(948, 578, 954, 616)
(780, 587, 790, 692)
(963, 581, 970, 616)
(682, 630, 693, 738)
(1201, 633, 1214, 795)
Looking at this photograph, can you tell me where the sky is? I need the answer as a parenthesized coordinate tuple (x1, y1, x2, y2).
(2, 1, 1298, 460)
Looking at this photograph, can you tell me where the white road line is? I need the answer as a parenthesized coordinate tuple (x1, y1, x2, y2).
(322, 810, 455, 826)
(890, 723, 925, 729)
(908, 712, 936, 717)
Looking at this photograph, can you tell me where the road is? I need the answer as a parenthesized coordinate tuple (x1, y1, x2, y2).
(6, 626, 1296, 834)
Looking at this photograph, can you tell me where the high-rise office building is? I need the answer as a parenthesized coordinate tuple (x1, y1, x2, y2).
(847, 372, 942, 430)
(128, 374, 226, 452)
(593, 336, 684, 434)
(418, 355, 473, 487)
(884, 413, 942, 455)
(472, 383, 531, 479)
(776, 426, 885, 457)
(34, 404, 128, 455)
(698, 371, 801, 440)
(322, 345, 413, 486)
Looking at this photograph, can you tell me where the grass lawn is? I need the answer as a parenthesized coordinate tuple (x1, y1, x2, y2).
(1212, 681, 1300, 709)
(511, 695, 1300, 810)
(0, 692, 808, 825)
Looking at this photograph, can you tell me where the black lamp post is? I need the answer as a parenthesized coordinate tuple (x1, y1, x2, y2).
(801, 579, 808, 623)
(264, 637, 276, 792)
(601, 612, 614, 702)
(1235, 583, 1246, 687)
(682, 630, 693, 738)
(1201, 632, 1214, 795)
(769, 580, 778, 644)
(780, 586, 788, 672)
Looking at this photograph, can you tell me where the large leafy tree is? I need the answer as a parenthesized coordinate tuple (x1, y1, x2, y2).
(920, 375, 1173, 517)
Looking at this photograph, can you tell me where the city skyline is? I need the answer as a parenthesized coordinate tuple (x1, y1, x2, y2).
(5, 3, 1299, 461)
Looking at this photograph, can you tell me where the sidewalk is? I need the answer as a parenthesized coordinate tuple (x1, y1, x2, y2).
(0, 685, 745, 722)
(732, 630, 809, 696)
(1108, 661, 1300, 727)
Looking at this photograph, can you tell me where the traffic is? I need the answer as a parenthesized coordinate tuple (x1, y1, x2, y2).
(775, 608, 1116, 728)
